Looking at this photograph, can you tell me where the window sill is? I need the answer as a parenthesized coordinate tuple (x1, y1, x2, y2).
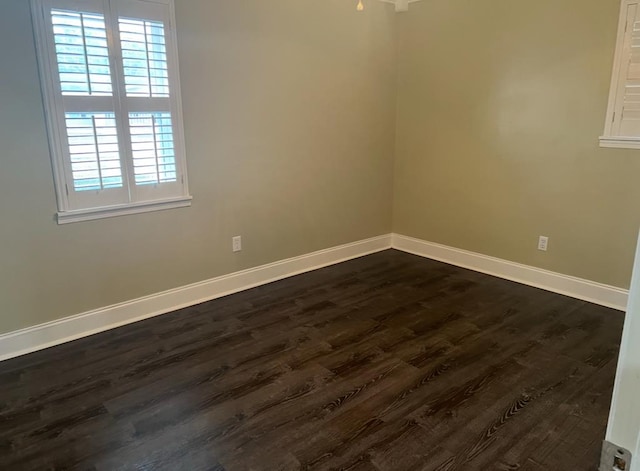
(599, 136, 640, 149)
(56, 196, 193, 225)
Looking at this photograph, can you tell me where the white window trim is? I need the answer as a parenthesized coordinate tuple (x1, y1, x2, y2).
(601, 0, 640, 149)
(56, 196, 192, 224)
(31, 0, 192, 223)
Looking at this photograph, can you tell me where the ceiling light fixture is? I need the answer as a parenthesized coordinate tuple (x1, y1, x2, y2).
(356, 0, 422, 12)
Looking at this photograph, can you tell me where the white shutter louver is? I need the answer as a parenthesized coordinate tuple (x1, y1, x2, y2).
(119, 18, 170, 97)
(66, 112, 123, 191)
(52, 9, 112, 96)
(129, 112, 177, 185)
(619, 4, 640, 136)
(116, 7, 180, 194)
(601, 0, 640, 147)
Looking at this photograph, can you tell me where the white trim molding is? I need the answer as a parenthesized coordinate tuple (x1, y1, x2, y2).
(599, 136, 640, 150)
(57, 196, 193, 224)
(0, 233, 629, 362)
(379, 0, 423, 12)
(392, 234, 629, 312)
(0, 235, 392, 362)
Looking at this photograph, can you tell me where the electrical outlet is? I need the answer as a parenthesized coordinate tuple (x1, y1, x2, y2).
(600, 441, 632, 471)
(232, 236, 242, 253)
(538, 236, 549, 252)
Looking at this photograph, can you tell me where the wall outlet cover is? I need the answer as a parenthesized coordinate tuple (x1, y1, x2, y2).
(538, 236, 549, 251)
(600, 441, 632, 471)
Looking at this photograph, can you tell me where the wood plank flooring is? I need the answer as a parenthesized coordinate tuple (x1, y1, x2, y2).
(0, 249, 624, 470)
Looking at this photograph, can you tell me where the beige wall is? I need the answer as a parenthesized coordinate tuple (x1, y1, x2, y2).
(3, 0, 639, 337)
(0, 0, 397, 334)
(393, 0, 640, 288)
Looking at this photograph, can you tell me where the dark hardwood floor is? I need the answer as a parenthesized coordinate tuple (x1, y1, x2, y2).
(0, 249, 625, 471)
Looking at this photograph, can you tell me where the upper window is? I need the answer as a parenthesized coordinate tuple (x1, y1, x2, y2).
(602, 0, 640, 149)
(31, 0, 191, 224)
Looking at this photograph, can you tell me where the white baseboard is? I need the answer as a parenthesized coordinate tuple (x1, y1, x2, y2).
(392, 233, 629, 312)
(0, 232, 628, 362)
(0, 235, 392, 362)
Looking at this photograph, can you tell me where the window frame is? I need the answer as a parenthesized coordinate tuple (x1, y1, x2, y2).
(601, 0, 640, 149)
(31, 0, 192, 224)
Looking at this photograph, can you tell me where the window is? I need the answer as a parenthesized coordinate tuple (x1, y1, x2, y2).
(602, 0, 640, 149)
(31, 0, 191, 224)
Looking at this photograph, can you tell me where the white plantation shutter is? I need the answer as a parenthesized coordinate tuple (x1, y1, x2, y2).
(129, 112, 178, 185)
(119, 17, 170, 98)
(602, 0, 640, 148)
(52, 9, 113, 96)
(615, 3, 640, 136)
(65, 112, 123, 191)
(111, 0, 185, 202)
(32, 0, 190, 222)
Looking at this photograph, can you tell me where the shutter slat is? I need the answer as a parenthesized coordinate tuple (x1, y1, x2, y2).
(628, 63, 640, 79)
